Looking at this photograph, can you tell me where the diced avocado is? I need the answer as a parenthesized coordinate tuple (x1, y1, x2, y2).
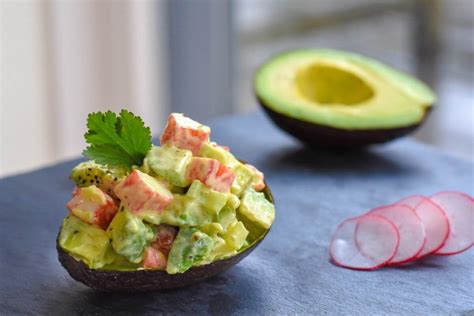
(200, 222, 224, 236)
(159, 194, 214, 227)
(138, 156, 155, 176)
(166, 228, 214, 274)
(70, 160, 128, 196)
(100, 244, 143, 271)
(231, 164, 254, 196)
(59, 215, 112, 269)
(213, 194, 240, 235)
(205, 236, 236, 262)
(217, 207, 236, 231)
(138, 160, 185, 194)
(144, 145, 193, 187)
(154, 175, 187, 194)
(107, 208, 154, 263)
(148, 182, 231, 227)
(204, 221, 248, 262)
(138, 211, 161, 226)
(187, 180, 228, 216)
(235, 212, 265, 243)
(226, 194, 241, 210)
(199, 143, 239, 169)
(222, 221, 249, 250)
(79, 185, 105, 203)
(238, 188, 275, 230)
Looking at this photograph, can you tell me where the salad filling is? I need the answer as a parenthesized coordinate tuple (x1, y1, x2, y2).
(59, 111, 275, 274)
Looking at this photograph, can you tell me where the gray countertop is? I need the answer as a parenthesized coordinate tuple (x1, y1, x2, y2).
(1, 111, 473, 315)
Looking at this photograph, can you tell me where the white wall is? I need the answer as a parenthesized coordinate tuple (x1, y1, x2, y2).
(1, 1, 55, 176)
(0, 0, 168, 177)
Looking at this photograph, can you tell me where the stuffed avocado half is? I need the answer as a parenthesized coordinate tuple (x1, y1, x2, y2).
(58, 111, 275, 287)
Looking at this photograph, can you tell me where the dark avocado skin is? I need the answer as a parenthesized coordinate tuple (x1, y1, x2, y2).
(57, 183, 273, 292)
(259, 98, 431, 148)
(57, 237, 263, 292)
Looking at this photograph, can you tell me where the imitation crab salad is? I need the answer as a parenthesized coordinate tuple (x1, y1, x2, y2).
(58, 111, 275, 274)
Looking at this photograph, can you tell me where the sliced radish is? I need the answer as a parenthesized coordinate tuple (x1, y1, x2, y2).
(398, 195, 425, 208)
(431, 191, 474, 255)
(368, 204, 426, 264)
(398, 196, 450, 258)
(330, 215, 399, 270)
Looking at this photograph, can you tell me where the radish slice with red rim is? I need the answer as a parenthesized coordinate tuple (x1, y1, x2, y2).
(398, 195, 425, 209)
(398, 196, 450, 258)
(368, 204, 426, 265)
(431, 191, 474, 255)
(330, 215, 399, 270)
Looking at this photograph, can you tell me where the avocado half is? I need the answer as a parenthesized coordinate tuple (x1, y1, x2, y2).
(57, 183, 274, 292)
(254, 49, 436, 148)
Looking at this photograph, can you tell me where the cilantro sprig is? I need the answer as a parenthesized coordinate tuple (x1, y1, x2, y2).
(83, 110, 152, 168)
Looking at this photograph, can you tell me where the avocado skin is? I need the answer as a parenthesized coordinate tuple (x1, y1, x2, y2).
(57, 182, 274, 292)
(57, 237, 262, 292)
(259, 99, 430, 148)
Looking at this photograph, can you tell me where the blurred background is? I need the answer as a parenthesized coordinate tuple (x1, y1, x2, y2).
(1, 0, 473, 177)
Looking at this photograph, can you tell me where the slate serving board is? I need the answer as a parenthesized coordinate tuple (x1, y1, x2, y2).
(1, 112, 473, 315)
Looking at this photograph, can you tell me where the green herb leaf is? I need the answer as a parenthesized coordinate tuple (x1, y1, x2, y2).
(83, 110, 152, 168)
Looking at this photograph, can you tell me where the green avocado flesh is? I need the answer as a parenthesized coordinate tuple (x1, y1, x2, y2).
(107, 209, 155, 263)
(166, 228, 215, 274)
(59, 117, 274, 275)
(254, 49, 436, 130)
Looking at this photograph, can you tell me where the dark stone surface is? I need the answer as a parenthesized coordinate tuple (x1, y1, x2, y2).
(1, 111, 473, 315)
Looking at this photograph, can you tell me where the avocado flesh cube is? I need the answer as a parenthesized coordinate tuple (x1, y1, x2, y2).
(59, 215, 113, 269)
(166, 227, 215, 274)
(206, 236, 236, 262)
(226, 194, 241, 210)
(187, 180, 228, 216)
(160, 194, 214, 227)
(230, 164, 254, 196)
(101, 246, 141, 271)
(107, 208, 154, 263)
(144, 145, 193, 187)
(200, 222, 224, 236)
(202, 220, 248, 263)
(199, 143, 239, 169)
(238, 188, 275, 230)
(217, 206, 237, 231)
(159, 181, 228, 228)
(254, 49, 436, 130)
(222, 221, 249, 250)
